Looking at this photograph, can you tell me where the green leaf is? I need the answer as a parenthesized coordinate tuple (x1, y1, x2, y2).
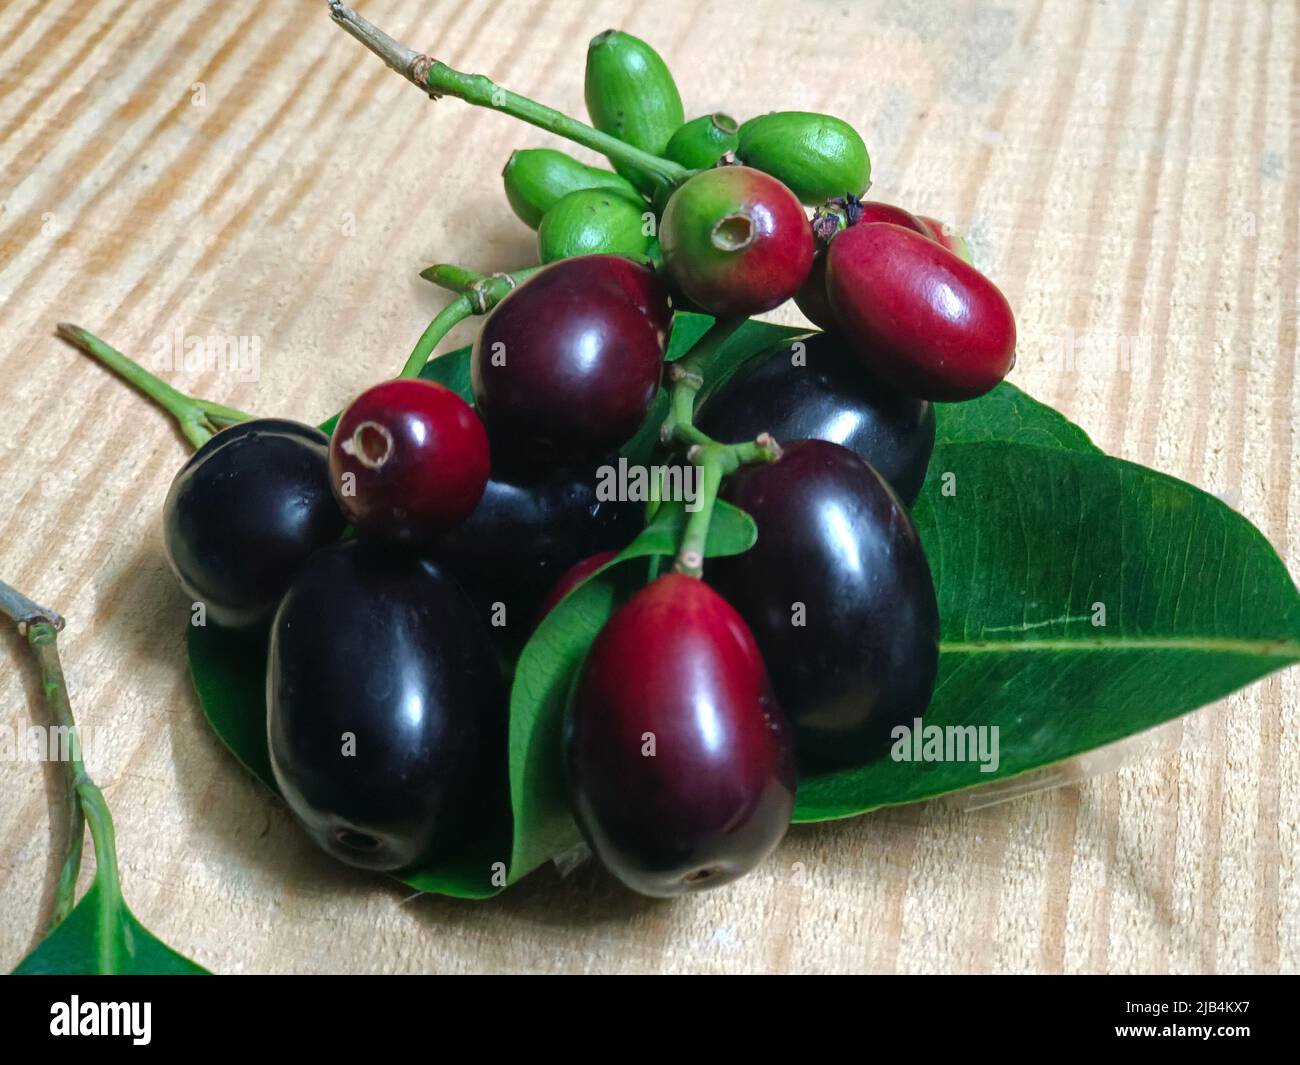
(933, 382, 1100, 452)
(505, 497, 757, 883)
(418, 343, 474, 400)
(794, 442, 1300, 821)
(13, 874, 207, 974)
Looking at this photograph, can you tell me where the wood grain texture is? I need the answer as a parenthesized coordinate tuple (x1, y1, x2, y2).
(1, 0, 1296, 974)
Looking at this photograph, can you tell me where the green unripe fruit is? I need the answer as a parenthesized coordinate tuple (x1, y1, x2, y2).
(737, 111, 871, 204)
(584, 30, 685, 195)
(664, 113, 740, 169)
(537, 188, 654, 263)
(503, 148, 641, 230)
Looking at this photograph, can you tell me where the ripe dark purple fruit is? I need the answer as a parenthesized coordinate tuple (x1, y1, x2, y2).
(329, 378, 489, 544)
(712, 440, 939, 767)
(696, 332, 935, 504)
(472, 256, 671, 462)
(568, 574, 796, 896)
(268, 541, 506, 872)
(163, 418, 345, 629)
(431, 457, 639, 636)
(796, 201, 935, 330)
(826, 222, 1017, 401)
(659, 166, 814, 317)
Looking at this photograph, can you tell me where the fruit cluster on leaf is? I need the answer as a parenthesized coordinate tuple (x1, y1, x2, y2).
(54, 6, 1300, 913)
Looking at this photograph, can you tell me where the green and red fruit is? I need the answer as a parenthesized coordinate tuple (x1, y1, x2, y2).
(659, 166, 814, 317)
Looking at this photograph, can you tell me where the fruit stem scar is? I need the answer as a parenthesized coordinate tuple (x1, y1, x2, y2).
(345, 420, 394, 468)
(711, 213, 755, 252)
(328, 2, 692, 189)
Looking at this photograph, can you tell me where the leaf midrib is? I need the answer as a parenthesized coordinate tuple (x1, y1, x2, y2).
(941, 635, 1300, 658)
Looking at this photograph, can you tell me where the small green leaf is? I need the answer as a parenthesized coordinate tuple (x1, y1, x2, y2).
(418, 343, 474, 400)
(794, 442, 1300, 821)
(13, 874, 207, 974)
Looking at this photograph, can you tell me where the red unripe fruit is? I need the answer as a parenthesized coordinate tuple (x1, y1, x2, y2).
(918, 215, 974, 264)
(826, 222, 1016, 401)
(659, 166, 814, 317)
(329, 378, 490, 544)
(797, 201, 935, 330)
(568, 574, 796, 896)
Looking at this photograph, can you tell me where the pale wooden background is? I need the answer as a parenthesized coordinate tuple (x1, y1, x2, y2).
(1, 0, 1296, 974)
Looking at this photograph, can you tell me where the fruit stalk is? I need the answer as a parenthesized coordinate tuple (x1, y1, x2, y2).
(660, 316, 745, 449)
(658, 317, 781, 575)
(0, 587, 80, 927)
(328, 2, 691, 190)
(401, 267, 539, 378)
(0, 585, 124, 965)
(56, 324, 254, 449)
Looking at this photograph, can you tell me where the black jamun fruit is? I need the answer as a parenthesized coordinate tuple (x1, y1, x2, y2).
(696, 332, 935, 504)
(267, 541, 506, 872)
(163, 418, 345, 629)
(712, 439, 940, 767)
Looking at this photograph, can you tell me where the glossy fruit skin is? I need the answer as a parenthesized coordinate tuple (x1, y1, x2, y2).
(797, 202, 935, 330)
(267, 541, 506, 872)
(712, 440, 939, 767)
(660, 166, 814, 317)
(664, 112, 739, 169)
(537, 188, 652, 263)
(738, 111, 871, 204)
(163, 418, 344, 629)
(826, 222, 1017, 401)
(502, 148, 641, 230)
(918, 215, 974, 264)
(536, 549, 619, 624)
(696, 332, 935, 504)
(472, 256, 671, 462)
(585, 30, 684, 194)
(329, 378, 489, 544)
(569, 574, 796, 896)
(430, 458, 640, 634)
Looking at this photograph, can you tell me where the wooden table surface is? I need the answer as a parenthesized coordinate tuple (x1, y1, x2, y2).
(1, 0, 1296, 974)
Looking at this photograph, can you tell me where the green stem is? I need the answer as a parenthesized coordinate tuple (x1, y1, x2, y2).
(399, 267, 541, 378)
(56, 324, 255, 449)
(19, 615, 126, 970)
(675, 448, 727, 578)
(659, 316, 745, 450)
(328, 2, 691, 190)
(0, 586, 83, 932)
(651, 316, 783, 577)
(401, 298, 474, 378)
(420, 263, 489, 293)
